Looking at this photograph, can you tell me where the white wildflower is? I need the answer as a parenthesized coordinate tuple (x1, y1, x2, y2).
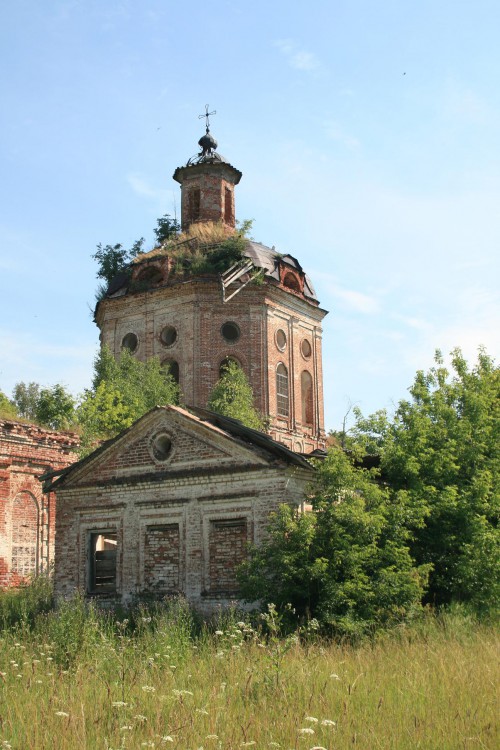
(55, 711, 69, 717)
(142, 685, 156, 692)
(321, 719, 336, 727)
(305, 716, 318, 723)
(112, 701, 128, 707)
(215, 630, 224, 636)
(206, 735, 219, 740)
(134, 714, 148, 722)
(161, 738, 174, 744)
(330, 673, 340, 680)
(299, 727, 315, 735)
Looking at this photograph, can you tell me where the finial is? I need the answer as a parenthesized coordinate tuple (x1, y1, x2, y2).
(198, 104, 216, 134)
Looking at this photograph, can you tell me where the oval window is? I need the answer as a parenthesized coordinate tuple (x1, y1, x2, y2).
(301, 339, 312, 359)
(152, 433, 172, 462)
(275, 329, 287, 351)
(122, 332, 138, 352)
(160, 325, 177, 347)
(221, 321, 240, 343)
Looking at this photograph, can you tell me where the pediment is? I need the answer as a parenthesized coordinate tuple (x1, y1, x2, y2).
(61, 407, 269, 488)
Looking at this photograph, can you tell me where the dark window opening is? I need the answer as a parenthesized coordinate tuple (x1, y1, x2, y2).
(221, 321, 240, 342)
(136, 266, 164, 287)
(122, 332, 138, 352)
(160, 325, 177, 347)
(276, 363, 289, 418)
(152, 433, 173, 462)
(89, 532, 117, 594)
(283, 272, 301, 292)
(189, 188, 201, 222)
(224, 187, 232, 224)
(219, 356, 241, 377)
(163, 359, 179, 384)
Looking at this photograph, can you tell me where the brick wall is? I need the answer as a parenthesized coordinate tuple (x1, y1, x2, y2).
(53, 408, 313, 613)
(0, 420, 78, 587)
(96, 279, 326, 451)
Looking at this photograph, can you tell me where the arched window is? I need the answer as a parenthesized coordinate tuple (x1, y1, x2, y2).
(219, 356, 241, 378)
(276, 363, 289, 418)
(301, 370, 314, 425)
(11, 492, 39, 578)
(162, 359, 179, 384)
(283, 272, 301, 292)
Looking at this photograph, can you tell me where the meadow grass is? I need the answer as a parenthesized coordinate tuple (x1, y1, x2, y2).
(0, 587, 498, 750)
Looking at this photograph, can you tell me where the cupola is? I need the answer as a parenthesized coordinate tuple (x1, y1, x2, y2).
(172, 107, 242, 231)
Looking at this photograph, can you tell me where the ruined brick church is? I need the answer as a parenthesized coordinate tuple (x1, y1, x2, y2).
(2, 115, 329, 609)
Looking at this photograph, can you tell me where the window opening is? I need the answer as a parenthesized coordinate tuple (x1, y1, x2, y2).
(301, 338, 312, 359)
(152, 433, 173, 462)
(283, 272, 301, 292)
(122, 332, 138, 352)
(275, 329, 287, 351)
(221, 321, 240, 342)
(276, 363, 289, 417)
(224, 186, 232, 224)
(163, 359, 179, 384)
(160, 325, 177, 347)
(89, 532, 117, 594)
(189, 187, 201, 222)
(301, 370, 314, 425)
(219, 356, 241, 377)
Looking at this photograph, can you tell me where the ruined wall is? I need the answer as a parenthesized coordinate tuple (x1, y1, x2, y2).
(53, 408, 312, 613)
(0, 420, 78, 587)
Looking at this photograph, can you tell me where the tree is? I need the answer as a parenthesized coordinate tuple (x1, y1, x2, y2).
(12, 382, 76, 429)
(380, 348, 499, 614)
(12, 381, 41, 421)
(207, 359, 264, 431)
(36, 384, 76, 430)
(0, 390, 17, 419)
(154, 214, 180, 245)
(239, 449, 429, 637)
(77, 346, 179, 454)
(93, 237, 145, 286)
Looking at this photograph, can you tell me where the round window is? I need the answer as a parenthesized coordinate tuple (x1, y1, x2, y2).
(160, 325, 177, 347)
(221, 321, 240, 343)
(301, 339, 312, 359)
(275, 329, 287, 351)
(152, 433, 172, 462)
(122, 332, 138, 352)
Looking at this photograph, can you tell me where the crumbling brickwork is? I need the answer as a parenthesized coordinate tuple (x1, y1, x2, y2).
(0, 420, 78, 587)
(52, 406, 313, 613)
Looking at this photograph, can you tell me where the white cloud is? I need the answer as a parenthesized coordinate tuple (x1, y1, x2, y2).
(274, 39, 321, 72)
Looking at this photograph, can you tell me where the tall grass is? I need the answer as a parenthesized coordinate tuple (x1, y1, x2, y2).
(0, 583, 498, 749)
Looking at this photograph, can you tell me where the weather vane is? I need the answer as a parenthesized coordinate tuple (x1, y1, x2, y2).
(199, 104, 216, 134)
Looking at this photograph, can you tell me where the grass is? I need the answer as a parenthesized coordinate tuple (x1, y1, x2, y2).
(0, 585, 498, 749)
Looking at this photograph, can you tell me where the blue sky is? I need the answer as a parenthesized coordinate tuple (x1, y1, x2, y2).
(1, 0, 499, 430)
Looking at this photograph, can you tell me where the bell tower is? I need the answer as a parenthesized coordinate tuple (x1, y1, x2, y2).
(95, 111, 328, 453)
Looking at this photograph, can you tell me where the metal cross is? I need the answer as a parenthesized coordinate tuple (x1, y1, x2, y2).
(198, 104, 216, 133)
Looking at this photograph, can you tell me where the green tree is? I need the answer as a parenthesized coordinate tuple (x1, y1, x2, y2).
(77, 346, 179, 454)
(36, 384, 76, 430)
(12, 381, 41, 421)
(239, 449, 428, 637)
(93, 237, 145, 286)
(207, 359, 264, 431)
(154, 214, 180, 245)
(381, 348, 499, 614)
(0, 390, 18, 419)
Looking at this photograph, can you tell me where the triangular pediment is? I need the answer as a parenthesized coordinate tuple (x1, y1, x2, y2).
(59, 406, 271, 488)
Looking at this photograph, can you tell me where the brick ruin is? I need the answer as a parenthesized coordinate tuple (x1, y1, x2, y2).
(51, 406, 313, 611)
(96, 123, 328, 453)
(0, 420, 78, 587)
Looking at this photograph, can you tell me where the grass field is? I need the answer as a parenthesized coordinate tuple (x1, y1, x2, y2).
(0, 585, 498, 750)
